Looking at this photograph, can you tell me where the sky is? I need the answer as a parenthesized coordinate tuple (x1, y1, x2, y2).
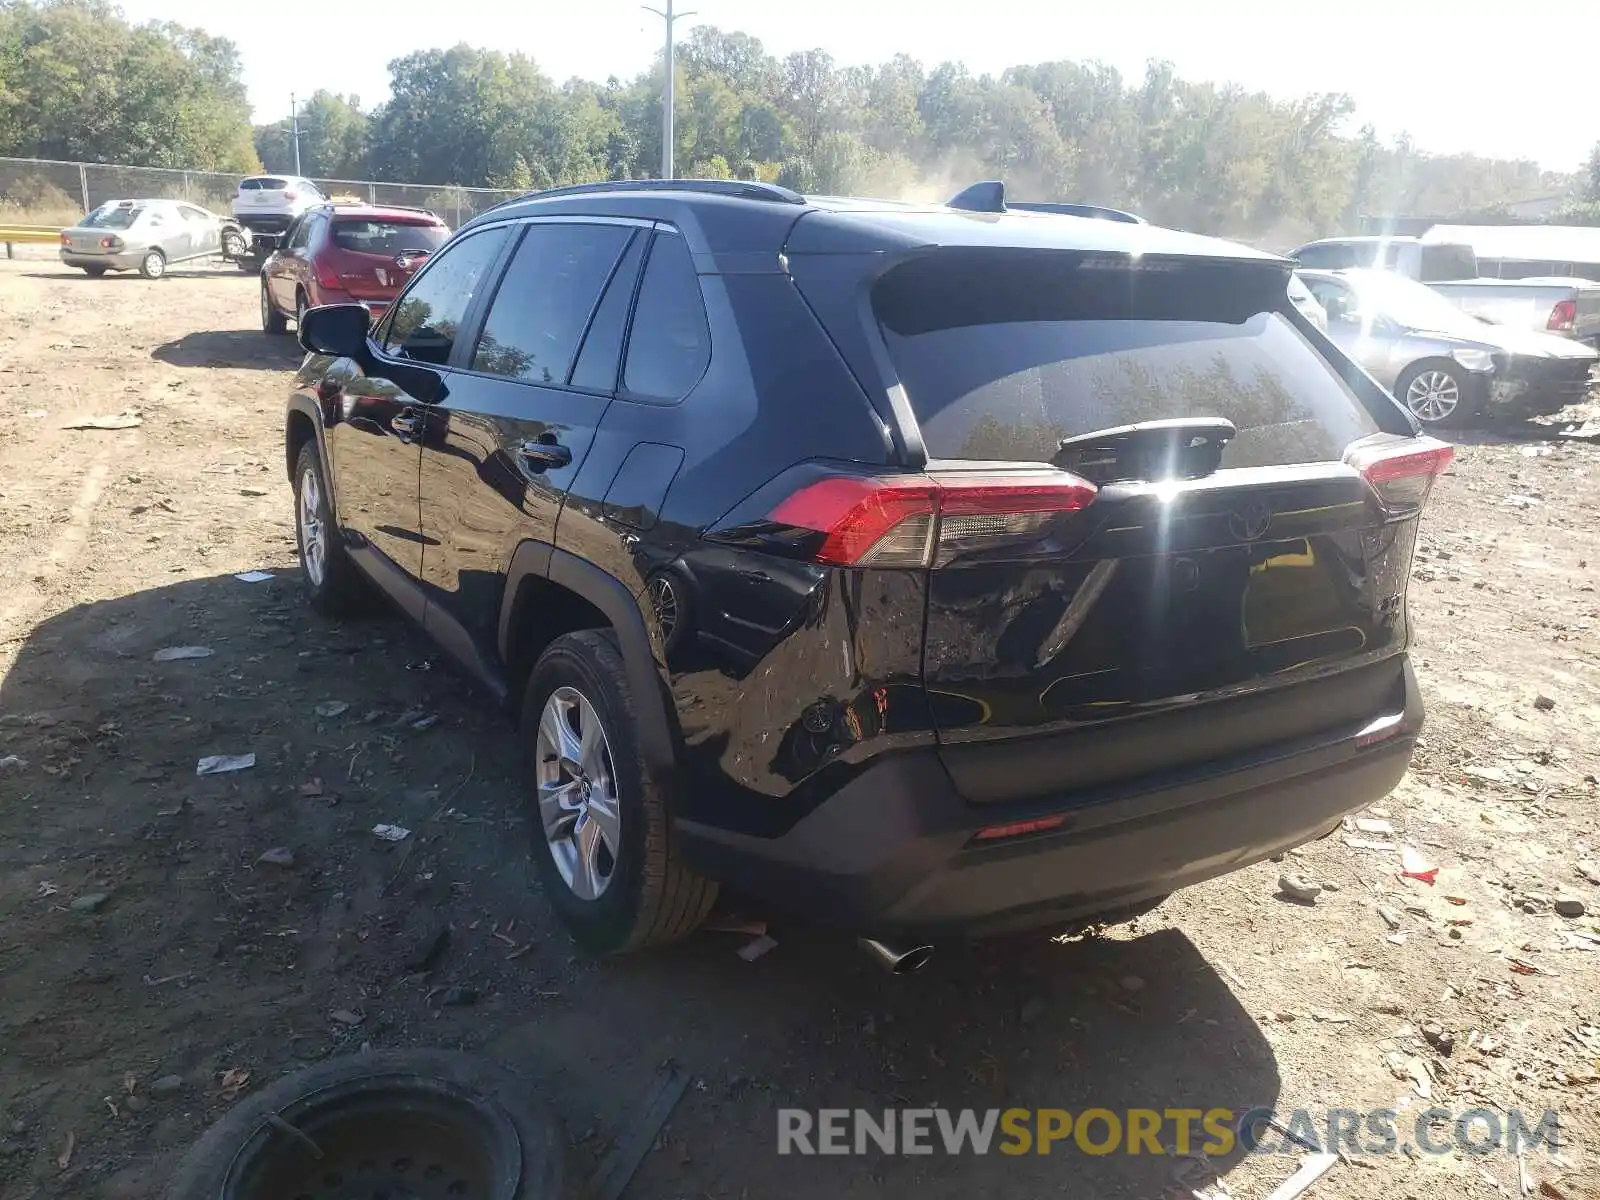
(122, 0, 1594, 174)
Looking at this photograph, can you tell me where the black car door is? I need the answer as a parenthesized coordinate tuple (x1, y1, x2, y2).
(416, 218, 649, 673)
(322, 225, 511, 610)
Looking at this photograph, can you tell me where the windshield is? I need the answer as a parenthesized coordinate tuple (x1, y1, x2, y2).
(81, 204, 143, 229)
(1344, 270, 1483, 334)
(333, 219, 449, 255)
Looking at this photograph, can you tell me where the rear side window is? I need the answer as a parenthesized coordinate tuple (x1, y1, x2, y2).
(1419, 244, 1477, 282)
(382, 227, 509, 364)
(1292, 242, 1352, 269)
(334, 219, 449, 255)
(240, 177, 287, 190)
(470, 222, 633, 384)
(570, 232, 648, 392)
(622, 231, 712, 402)
(873, 253, 1379, 469)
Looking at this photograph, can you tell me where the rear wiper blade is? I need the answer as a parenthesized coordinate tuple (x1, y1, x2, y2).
(1052, 417, 1237, 484)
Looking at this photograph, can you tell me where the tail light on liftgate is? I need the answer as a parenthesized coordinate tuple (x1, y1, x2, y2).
(283, 189, 299, 202)
(315, 256, 343, 292)
(1343, 434, 1454, 514)
(1548, 299, 1577, 333)
(58, 231, 69, 246)
(761, 469, 1099, 568)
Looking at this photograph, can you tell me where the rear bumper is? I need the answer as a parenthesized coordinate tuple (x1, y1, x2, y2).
(60, 249, 143, 270)
(678, 659, 1423, 937)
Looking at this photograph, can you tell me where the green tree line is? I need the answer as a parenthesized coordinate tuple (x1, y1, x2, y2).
(1, 0, 1585, 240)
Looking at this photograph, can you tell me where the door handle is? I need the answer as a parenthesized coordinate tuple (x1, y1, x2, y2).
(517, 438, 572, 471)
(391, 411, 422, 440)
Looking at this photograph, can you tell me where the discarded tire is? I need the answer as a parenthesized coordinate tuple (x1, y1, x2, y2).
(164, 1048, 567, 1200)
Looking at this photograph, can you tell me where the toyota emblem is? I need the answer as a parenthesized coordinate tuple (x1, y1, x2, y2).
(1229, 499, 1273, 542)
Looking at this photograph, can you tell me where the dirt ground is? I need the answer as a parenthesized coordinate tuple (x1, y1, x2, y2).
(2, 255, 1599, 1200)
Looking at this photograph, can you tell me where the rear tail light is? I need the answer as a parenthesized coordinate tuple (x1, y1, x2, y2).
(766, 470, 1098, 568)
(1548, 299, 1577, 333)
(314, 257, 343, 291)
(99, 236, 121, 250)
(283, 189, 298, 202)
(972, 814, 1068, 843)
(59, 231, 69, 245)
(1344, 435, 1454, 512)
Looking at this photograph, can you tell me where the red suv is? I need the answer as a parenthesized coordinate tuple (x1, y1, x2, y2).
(261, 204, 450, 334)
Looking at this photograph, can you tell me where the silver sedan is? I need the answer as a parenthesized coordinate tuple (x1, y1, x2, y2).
(1298, 268, 1596, 426)
(59, 199, 246, 279)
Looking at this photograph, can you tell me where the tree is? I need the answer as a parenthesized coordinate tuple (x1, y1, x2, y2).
(254, 91, 369, 179)
(0, 0, 257, 171)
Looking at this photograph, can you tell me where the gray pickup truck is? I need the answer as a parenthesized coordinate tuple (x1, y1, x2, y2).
(1428, 277, 1600, 346)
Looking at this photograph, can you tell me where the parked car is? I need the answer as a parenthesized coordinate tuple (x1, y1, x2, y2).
(58, 198, 246, 279)
(1287, 271, 1328, 330)
(1298, 268, 1597, 426)
(261, 203, 449, 332)
(1428, 276, 1600, 345)
(231, 175, 328, 268)
(284, 179, 1449, 964)
(1290, 235, 1478, 283)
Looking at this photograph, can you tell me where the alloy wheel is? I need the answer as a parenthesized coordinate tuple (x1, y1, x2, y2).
(143, 250, 165, 278)
(1404, 370, 1460, 423)
(534, 686, 621, 901)
(298, 464, 327, 588)
(645, 574, 679, 644)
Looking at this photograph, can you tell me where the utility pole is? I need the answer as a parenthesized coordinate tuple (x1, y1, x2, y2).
(642, 0, 695, 179)
(291, 92, 302, 176)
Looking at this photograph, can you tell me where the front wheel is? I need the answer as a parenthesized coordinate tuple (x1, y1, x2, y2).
(261, 280, 288, 334)
(138, 248, 166, 279)
(293, 441, 364, 614)
(522, 630, 716, 953)
(1396, 361, 1470, 426)
(221, 229, 246, 259)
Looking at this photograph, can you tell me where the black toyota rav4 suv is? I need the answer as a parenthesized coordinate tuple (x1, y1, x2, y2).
(284, 179, 1450, 960)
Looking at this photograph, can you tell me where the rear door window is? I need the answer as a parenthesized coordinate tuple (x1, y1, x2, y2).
(468, 222, 634, 385)
(1292, 242, 1351, 269)
(1419, 243, 1478, 281)
(873, 253, 1380, 469)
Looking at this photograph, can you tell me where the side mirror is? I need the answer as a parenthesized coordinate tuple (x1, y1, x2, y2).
(299, 303, 370, 358)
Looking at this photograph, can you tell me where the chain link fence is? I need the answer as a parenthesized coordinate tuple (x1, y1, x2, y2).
(0, 156, 522, 229)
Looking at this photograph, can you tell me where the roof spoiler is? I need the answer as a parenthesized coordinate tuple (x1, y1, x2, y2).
(945, 180, 1146, 224)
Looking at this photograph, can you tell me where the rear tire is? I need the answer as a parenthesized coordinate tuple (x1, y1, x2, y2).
(293, 441, 364, 615)
(262, 280, 288, 334)
(138, 248, 166, 279)
(295, 288, 309, 328)
(221, 229, 246, 260)
(81, 265, 108, 278)
(522, 630, 716, 954)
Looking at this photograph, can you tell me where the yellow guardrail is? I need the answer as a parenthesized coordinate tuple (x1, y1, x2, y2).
(1, 224, 62, 255)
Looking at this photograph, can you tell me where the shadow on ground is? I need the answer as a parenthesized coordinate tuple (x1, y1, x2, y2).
(0, 573, 1281, 1198)
(151, 330, 302, 371)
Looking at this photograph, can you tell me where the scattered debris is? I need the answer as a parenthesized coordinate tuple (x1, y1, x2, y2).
(1400, 846, 1440, 885)
(1554, 897, 1587, 918)
(62, 410, 142, 430)
(56, 1130, 74, 1170)
(411, 714, 438, 730)
(233, 570, 273, 583)
(1421, 1021, 1455, 1056)
(329, 1009, 364, 1027)
(1577, 862, 1600, 887)
(148, 1075, 184, 1098)
(1277, 873, 1323, 904)
(588, 1065, 690, 1200)
(239, 487, 270, 497)
(1378, 905, 1403, 930)
(313, 701, 349, 719)
(196, 753, 256, 776)
(256, 846, 295, 868)
(1261, 1152, 1339, 1200)
(70, 893, 110, 914)
(217, 1068, 251, 1101)
(371, 823, 411, 842)
(1353, 817, 1396, 836)
(151, 645, 213, 662)
(1343, 836, 1398, 852)
(0, 754, 27, 772)
(738, 934, 778, 962)
(438, 986, 478, 1008)
(298, 778, 325, 797)
(702, 914, 769, 936)
(1310, 1010, 1353, 1024)
(1534, 694, 1557, 712)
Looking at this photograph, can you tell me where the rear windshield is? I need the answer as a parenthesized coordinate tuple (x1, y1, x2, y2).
(873, 253, 1379, 469)
(1419, 243, 1478, 282)
(333, 219, 448, 255)
(240, 177, 288, 190)
(82, 204, 142, 229)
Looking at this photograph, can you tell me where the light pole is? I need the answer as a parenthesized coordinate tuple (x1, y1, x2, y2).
(642, 0, 695, 179)
(290, 92, 302, 176)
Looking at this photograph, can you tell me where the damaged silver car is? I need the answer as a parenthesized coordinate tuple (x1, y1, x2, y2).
(1299, 268, 1596, 426)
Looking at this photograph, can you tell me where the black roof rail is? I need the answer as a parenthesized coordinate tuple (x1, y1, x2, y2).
(945, 181, 1146, 224)
(516, 179, 807, 206)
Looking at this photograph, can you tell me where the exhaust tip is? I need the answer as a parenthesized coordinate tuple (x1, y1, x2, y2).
(858, 937, 935, 975)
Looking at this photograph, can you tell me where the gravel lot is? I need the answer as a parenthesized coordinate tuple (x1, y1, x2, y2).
(1, 258, 1598, 1199)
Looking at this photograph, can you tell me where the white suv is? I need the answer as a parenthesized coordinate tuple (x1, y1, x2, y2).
(231, 175, 326, 237)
